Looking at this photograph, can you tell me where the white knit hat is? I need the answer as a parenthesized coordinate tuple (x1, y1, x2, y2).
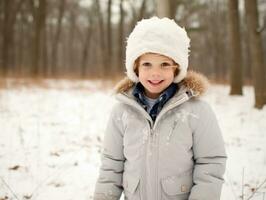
(125, 16, 190, 83)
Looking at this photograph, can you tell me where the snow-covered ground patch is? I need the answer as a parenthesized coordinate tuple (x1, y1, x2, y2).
(0, 80, 265, 200)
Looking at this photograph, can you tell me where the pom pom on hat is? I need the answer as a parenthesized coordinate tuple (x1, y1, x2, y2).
(125, 16, 190, 83)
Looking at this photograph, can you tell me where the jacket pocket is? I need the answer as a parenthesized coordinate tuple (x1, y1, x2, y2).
(161, 172, 193, 200)
(123, 173, 141, 200)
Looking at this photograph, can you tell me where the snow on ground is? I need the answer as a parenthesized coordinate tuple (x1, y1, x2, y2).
(0, 79, 265, 200)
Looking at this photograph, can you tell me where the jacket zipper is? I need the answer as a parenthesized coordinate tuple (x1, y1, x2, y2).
(150, 127, 157, 200)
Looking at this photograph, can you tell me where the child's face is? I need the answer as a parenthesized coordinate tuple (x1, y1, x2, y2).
(137, 53, 177, 99)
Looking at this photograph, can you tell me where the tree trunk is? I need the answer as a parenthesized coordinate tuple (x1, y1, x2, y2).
(31, 0, 47, 77)
(81, 11, 93, 77)
(156, 0, 170, 18)
(94, 0, 106, 77)
(211, 0, 228, 82)
(51, 0, 65, 76)
(68, 5, 77, 75)
(245, 0, 266, 108)
(42, 17, 48, 77)
(228, 0, 243, 95)
(1, 0, 24, 76)
(129, 0, 146, 32)
(169, 0, 179, 19)
(118, 0, 125, 74)
(1, 0, 12, 76)
(107, 0, 113, 75)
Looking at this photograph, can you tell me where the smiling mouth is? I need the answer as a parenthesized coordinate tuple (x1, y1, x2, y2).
(148, 80, 164, 85)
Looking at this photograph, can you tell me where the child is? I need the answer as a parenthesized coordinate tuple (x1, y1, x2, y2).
(93, 17, 227, 200)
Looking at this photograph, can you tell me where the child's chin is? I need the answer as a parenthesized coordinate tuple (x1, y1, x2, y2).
(148, 84, 164, 91)
(147, 82, 164, 88)
(148, 88, 164, 95)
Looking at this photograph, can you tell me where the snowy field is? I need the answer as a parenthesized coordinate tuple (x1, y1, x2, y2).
(0, 79, 266, 200)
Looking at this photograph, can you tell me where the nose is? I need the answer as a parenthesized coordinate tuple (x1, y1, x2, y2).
(150, 66, 161, 78)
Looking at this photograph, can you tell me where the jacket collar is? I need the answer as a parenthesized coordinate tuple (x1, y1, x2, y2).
(112, 70, 209, 125)
(132, 82, 178, 106)
(132, 82, 178, 121)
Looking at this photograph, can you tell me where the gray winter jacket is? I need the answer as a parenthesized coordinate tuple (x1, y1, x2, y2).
(93, 71, 227, 200)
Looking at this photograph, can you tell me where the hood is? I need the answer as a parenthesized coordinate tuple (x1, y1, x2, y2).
(113, 70, 209, 98)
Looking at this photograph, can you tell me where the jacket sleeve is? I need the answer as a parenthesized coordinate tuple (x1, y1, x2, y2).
(93, 104, 125, 200)
(188, 100, 227, 200)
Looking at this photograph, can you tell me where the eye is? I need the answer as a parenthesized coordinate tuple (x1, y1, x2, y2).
(141, 62, 152, 67)
(161, 62, 171, 68)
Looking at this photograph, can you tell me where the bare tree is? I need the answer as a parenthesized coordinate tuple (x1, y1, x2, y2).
(245, 0, 266, 108)
(30, 0, 47, 76)
(1, 0, 12, 76)
(51, 0, 66, 76)
(117, 0, 125, 74)
(156, 0, 170, 17)
(205, 0, 228, 81)
(67, 2, 78, 74)
(129, 0, 146, 31)
(107, 0, 113, 75)
(81, 9, 94, 77)
(94, 0, 107, 77)
(1, 0, 24, 76)
(228, 0, 243, 95)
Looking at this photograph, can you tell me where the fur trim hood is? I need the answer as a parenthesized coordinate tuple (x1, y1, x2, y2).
(113, 70, 209, 98)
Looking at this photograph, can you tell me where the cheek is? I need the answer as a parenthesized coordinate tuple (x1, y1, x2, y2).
(138, 69, 148, 79)
(164, 72, 175, 81)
